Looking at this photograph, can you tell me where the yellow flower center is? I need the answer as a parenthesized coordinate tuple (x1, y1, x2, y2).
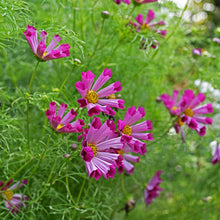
(122, 125, 132, 136)
(177, 118, 184, 127)
(172, 106, 178, 111)
(86, 91, 98, 104)
(106, 94, 116, 99)
(184, 107, 194, 117)
(118, 149, 124, 157)
(56, 124, 64, 131)
(3, 190, 14, 200)
(88, 143, 98, 156)
(141, 24, 150, 29)
(42, 51, 47, 57)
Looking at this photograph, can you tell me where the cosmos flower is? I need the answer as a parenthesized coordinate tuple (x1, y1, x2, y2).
(24, 25, 70, 61)
(113, 0, 131, 4)
(144, 171, 163, 206)
(212, 143, 220, 165)
(80, 117, 124, 180)
(134, 9, 166, 36)
(192, 48, 202, 56)
(46, 102, 84, 133)
(75, 68, 125, 117)
(0, 179, 28, 214)
(118, 106, 153, 155)
(117, 144, 139, 175)
(160, 90, 213, 140)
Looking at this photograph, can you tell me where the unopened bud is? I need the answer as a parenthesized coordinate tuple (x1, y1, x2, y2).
(102, 11, 110, 19)
(64, 154, 70, 158)
(74, 58, 82, 65)
(71, 143, 78, 150)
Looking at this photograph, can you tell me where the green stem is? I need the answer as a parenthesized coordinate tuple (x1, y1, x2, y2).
(0, 157, 34, 190)
(121, 173, 128, 199)
(65, 161, 76, 205)
(76, 176, 86, 204)
(55, 65, 76, 99)
(151, 0, 190, 60)
(34, 157, 58, 203)
(83, 177, 93, 199)
(87, 18, 105, 68)
(26, 61, 40, 151)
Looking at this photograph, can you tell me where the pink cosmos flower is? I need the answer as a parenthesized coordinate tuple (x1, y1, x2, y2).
(113, 0, 131, 4)
(160, 90, 213, 139)
(46, 102, 84, 133)
(134, 0, 158, 4)
(0, 179, 28, 214)
(134, 10, 166, 36)
(75, 69, 125, 117)
(118, 106, 153, 155)
(192, 48, 202, 56)
(80, 117, 124, 180)
(212, 143, 220, 165)
(24, 25, 70, 61)
(117, 144, 139, 175)
(144, 171, 163, 206)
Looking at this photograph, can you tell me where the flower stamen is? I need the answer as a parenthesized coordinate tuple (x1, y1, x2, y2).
(86, 91, 98, 104)
(88, 143, 98, 156)
(3, 190, 14, 200)
(122, 125, 132, 136)
(184, 107, 194, 117)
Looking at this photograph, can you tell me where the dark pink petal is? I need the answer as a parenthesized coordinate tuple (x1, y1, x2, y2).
(92, 68, 112, 92)
(145, 9, 155, 24)
(81, 147, 94, 162)
(75, 81, 87, 98)
(81, 71, 95, 91)
(212, 144, 220, 165)
(77, 98, 88, 108)
(193, 104, 213, 115)
(57, 103, 68, 118)
(36, 41, 46, 58)
(87, 104, 101, 117)
(24, 25, 38, 54)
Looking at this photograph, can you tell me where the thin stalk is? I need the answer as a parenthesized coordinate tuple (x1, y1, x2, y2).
(26, 61, 40, 150)
(151, 0, 190, 60)
(34, 157, 58, 203)
(65, 161, 76, 205)
(87, 18, 105, 68)
(55, 65, 76, 99)
(83, 177, 93, 199)
(121, 173, 128, 199)
(76, 177, 86, 204)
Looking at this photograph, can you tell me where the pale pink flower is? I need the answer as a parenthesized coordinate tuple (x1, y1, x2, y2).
(80, 117, 123, 180)
(75, 69, 125, 117)
(24, 25, 70, 61)
(192, 48, 202, 56)
(0, 179, 28, 214)
(46, 102, 84, 133)
(118, 106, 153, 155)
(144, 171, 163, 206)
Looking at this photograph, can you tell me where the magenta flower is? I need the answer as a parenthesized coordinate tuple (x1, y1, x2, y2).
(192, 48, 202, 56)
(212, 143, 220, 165)
(118, 106, 153, 155)
(75, 69, 125, 117)
(144, 171, 163, 207)
(160, 90, 213, 139)
(134, 0, 158, 4)
(113, 0, 131, 4)
(80, 117, 124, 180)
(117, 144, 139, 175)
(24, 25, 70, 61)
(46, 102, 84, 133)
(134, 10, 166, 36)
(0, 179, 28, 214)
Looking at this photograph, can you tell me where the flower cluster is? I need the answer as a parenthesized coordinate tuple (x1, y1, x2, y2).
(160, 90, 213, 141)
(0, 179, 28, 214)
